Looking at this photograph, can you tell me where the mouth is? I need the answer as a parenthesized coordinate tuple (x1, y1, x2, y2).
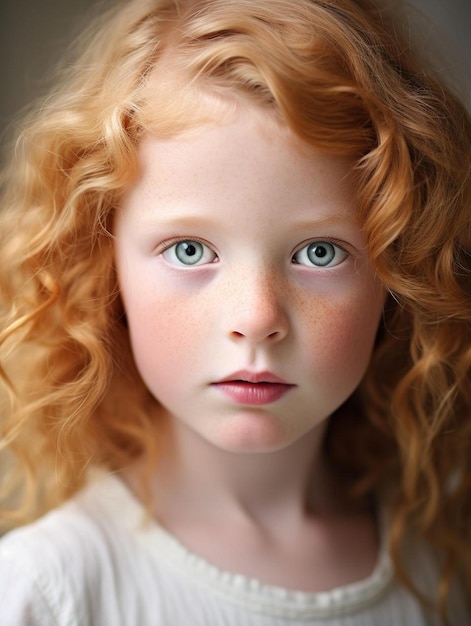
(216, 370, 291, 385)
(211, 370, 295, 406)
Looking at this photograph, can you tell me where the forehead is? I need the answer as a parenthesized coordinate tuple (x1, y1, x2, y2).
(142, 114, 351, 183)
(122, 109, 360, 230)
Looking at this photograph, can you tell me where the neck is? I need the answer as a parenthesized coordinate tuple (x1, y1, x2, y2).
(121, 410, 379, 592)
(124, 410, 345, 533)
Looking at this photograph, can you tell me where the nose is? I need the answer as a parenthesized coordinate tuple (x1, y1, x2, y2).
(226, 270, 290, 345)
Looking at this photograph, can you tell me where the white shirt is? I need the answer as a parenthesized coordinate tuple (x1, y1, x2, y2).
(0, 472, 468, 625)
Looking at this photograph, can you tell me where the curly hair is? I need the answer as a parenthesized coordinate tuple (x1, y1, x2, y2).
(1, 0, 470, 619)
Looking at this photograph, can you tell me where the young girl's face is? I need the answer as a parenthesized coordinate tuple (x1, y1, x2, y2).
(114, 109, 384, 453)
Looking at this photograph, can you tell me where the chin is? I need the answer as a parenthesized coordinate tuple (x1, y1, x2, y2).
(205, 412, 299, 454)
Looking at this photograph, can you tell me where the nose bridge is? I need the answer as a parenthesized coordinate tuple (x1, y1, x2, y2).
(225, 261, 289, 344)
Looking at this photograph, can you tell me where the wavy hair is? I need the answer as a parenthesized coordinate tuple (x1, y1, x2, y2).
(1, 0, 470, 619)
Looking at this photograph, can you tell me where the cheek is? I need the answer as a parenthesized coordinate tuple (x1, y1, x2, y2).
(301, 287, 383, 385)
(124, 290, 208, 393)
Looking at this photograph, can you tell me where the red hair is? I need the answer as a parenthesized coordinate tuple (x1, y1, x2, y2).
(1, 0, 470, 619)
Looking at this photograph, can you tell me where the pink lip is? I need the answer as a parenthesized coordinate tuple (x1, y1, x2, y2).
(212, 370, 295, 406)
(217, 370, 290, 385)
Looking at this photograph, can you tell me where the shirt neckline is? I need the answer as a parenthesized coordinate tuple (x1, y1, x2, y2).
(92, 472, 394, 619)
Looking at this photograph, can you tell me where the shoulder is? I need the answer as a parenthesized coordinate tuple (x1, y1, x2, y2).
(0, 471, 140, 576)
(0, 472, 144, 626)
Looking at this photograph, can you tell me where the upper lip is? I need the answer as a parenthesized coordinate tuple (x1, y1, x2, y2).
(214, 370, 292, 385)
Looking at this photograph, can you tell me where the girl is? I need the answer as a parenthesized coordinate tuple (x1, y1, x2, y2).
(0, 0, 470, 624)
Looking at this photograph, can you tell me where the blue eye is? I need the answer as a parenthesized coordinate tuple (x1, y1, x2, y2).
(293, 241, 348, 268)
(162, 240, 217, 266)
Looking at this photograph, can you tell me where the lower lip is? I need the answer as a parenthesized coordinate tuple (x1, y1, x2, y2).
(212, 382, 294, 405)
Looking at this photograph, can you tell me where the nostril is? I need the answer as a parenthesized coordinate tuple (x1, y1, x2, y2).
(228, 308, 289, 344)
(230, 329, 282, 342)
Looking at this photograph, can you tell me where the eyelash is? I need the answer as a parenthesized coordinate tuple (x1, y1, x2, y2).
(292, 239, 349, 269)
(158, 237, 219, 267)
(157, 237, 350, 269)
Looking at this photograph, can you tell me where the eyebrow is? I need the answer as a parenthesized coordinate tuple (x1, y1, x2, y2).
(137, 212, 359, 230)
(288, 215, 360, 229)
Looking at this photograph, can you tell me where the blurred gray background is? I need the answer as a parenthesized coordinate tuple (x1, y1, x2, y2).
(0, 0, 470, 153)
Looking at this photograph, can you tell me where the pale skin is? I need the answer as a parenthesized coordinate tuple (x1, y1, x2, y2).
(114, 107, 385, 592)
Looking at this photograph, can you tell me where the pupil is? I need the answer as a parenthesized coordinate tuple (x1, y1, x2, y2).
(314, 246, 326, 257)
(185, 243, 196, 256)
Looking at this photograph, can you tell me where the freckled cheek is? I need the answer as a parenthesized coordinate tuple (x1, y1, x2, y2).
(124, 290, 210, 391)
(300, 292, 382, 385)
